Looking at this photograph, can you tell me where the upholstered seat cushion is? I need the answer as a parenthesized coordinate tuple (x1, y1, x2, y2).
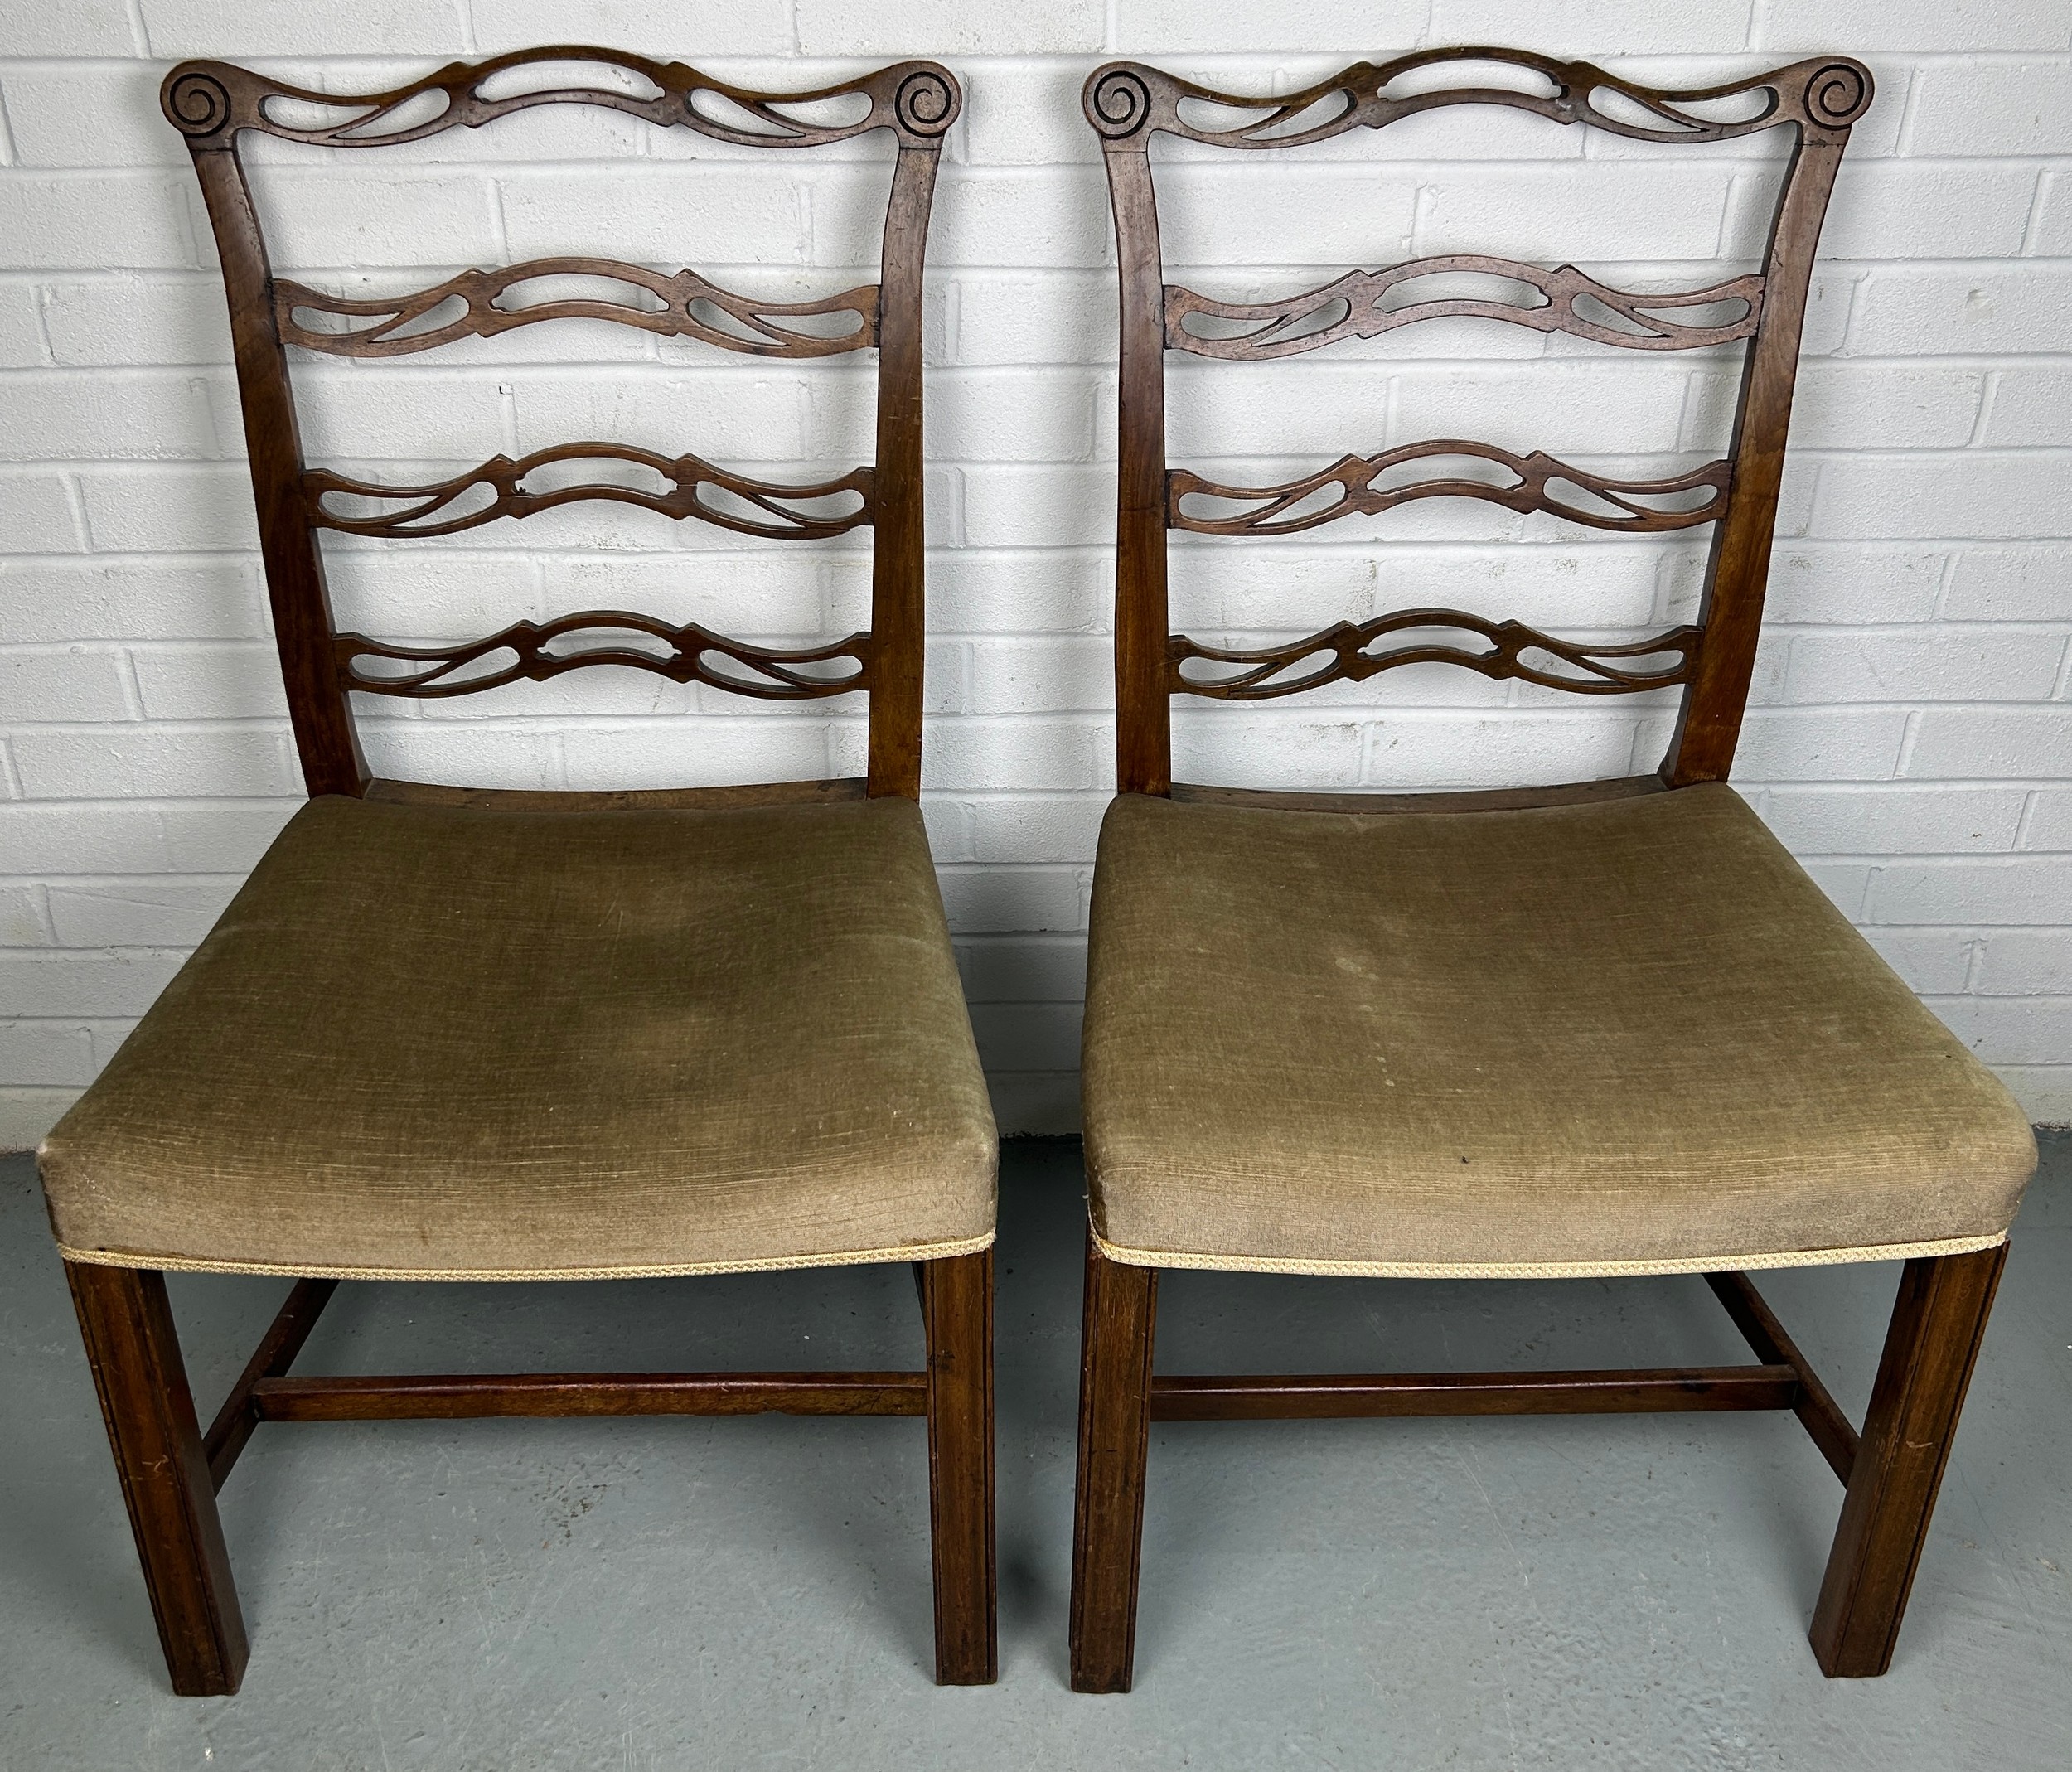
(1082, 785, 2035, 1278)
(41, 793, 996, 1279)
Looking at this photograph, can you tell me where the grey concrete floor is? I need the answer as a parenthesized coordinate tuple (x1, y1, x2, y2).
(2, 1136, 2068, 1770)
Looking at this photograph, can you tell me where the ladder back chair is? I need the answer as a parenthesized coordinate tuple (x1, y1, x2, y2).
(1071, 49, 2036, 1692)
(41, 48, 997, 1695)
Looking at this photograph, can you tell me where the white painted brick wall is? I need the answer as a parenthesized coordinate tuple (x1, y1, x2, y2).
(2, 0, 2070, 1145)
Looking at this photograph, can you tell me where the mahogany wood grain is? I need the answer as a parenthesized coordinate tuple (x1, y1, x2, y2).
(1666, 115, 1856, 786)
(1149, 1365, 1799, 1421)
(65, 1262, 249, 1696)
(203, 1276, 337, 1489)
(249, 1371, 927, 1420)
(921, 1250, 999, 1683)
(187, 148, 364, 797)
(865, 141, 942, 799)
(1104, 146, 1174, 796)
(1069, 1237, 1159, 1694)
(1706, 1270, 1859, 1482)
(1810, 1246, 2007, 1677)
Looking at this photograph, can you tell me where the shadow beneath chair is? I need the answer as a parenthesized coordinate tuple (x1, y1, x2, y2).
(172, 1230, 946, 1676)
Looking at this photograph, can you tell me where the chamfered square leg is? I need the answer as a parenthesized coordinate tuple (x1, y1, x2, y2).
(921, 1248, 996, 1684)
(1068, 1233, 1159, 1694)
(65, 1260, 249, 1696)
(1810, 1243, 2008, 1678)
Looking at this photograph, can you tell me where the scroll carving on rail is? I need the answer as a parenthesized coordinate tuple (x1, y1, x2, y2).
(163, 49, 960, 151)
(1082, 50, 1871, 149)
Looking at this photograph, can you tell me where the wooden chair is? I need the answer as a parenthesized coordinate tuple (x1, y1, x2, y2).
(41, 49, 995, 1695)
(1070, 49, 2036, 1691)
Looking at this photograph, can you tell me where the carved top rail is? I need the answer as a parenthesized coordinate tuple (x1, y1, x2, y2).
(278, 260, 878, 360)
(1083, 49, 1871, 150)
(1169, 443, 1730, 538)
(1168, 259, 1763, 359)
(163, 46, 960, 153)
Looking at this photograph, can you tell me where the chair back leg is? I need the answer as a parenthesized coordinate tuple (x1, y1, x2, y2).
(1811, 1242, 2008, 1677)
(922, 1248, 997, 1683)
(1069, 1234, 1159, 1692)
(65, 1261, 249, 1696)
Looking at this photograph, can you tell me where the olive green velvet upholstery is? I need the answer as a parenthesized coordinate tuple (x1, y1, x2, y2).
(1082, 784, 2035, 1277)
(42, 793, 997, 1279)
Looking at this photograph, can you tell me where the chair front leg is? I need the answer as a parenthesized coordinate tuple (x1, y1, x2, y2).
(65, 1261, 248, 1696)
(921, 1248, 996, 1684)
(1069, 1232, 1158, 1693)
(1810, 1242, 2008, 1678)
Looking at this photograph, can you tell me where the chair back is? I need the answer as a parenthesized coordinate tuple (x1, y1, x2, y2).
(1082, 50, 1871, 796)
(165, 48, 961, 800)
